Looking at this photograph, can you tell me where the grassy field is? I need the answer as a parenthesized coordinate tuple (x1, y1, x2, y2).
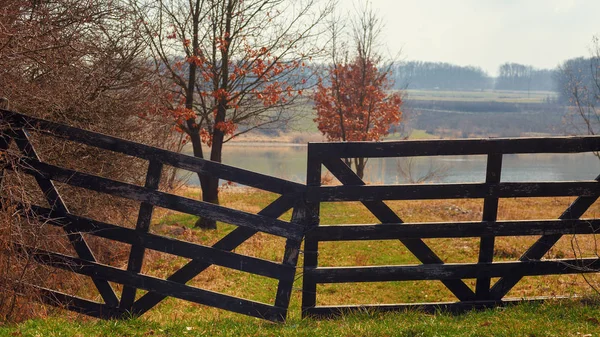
(404, 89, 558, 103)
(2, 188, 600, 336)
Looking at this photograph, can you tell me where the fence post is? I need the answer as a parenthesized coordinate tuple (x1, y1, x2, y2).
(302, 143, 322, 317)
(273, 199, 310, 321)
(476, 153, 502, 299)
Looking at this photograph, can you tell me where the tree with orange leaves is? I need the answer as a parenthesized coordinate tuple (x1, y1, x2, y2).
(313, 5, 402, 179)
(134, 0, 332, 228)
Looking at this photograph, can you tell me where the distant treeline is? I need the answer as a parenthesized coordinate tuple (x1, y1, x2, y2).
(392, 61, 560, 92)
(393, 61, 492, 90)
(495, 63, 555, 91)
(554, 56, 600, 104)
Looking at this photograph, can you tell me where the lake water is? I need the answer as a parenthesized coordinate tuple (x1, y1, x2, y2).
(178, 143, 600, 186)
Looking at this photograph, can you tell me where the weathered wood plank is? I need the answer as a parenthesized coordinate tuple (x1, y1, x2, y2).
(308, 136, 600, 160)
(132, 195, 295, 316)
(476, 153, 502, 300)
(301, 234, 319, 312)
(14, 158, 304, 240)
(10, 129, 119, 307)
(274, 201, 309, 321)
(274, 239, 301, 308)
(307, 219, 600, 241)
(0, 110, 303, 195)
(306, 143, 323, 186)
(310, 181, 600, 202)
(120, 160, 161, 310)
(322, 158, 476, 301)
(24, 203, 292, 280)
(301, 145, 323, 313)
(35, 286, 125, 319)
(305, 258, 600, 283)
(22, 245, 286, 322)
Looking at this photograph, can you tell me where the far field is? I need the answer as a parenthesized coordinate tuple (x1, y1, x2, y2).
(404, 89, 558, 103)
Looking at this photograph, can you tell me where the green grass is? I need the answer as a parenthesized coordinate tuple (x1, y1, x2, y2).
(3, 190, 600, 336)
(3, 301, 600, 336)
(406, 129, 438, 139)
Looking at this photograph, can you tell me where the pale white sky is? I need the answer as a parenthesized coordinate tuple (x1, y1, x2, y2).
(342, 0, 600, 76)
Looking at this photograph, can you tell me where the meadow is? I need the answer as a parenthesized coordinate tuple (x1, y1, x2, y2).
(2, 188, 600, 336)
(404, 89, 558, 103)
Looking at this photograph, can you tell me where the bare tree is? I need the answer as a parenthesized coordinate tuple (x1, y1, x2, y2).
(0, 0, 179, 321)
(396, 158, 449, 184)
(314, 3, 402, 179)
(555, 36, 600, 293)
(0, 0, 172, 138)
(133, 0, 332, 228)
(0, 0, 180, 220)
(558, 36, 600, 142)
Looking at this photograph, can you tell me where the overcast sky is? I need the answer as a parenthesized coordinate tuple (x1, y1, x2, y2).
(346, 0, 599, 76)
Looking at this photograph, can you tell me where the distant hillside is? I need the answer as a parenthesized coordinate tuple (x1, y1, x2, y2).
(401, 91, 568, 138)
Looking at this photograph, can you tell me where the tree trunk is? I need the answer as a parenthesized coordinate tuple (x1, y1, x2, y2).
(190, 0, 219, 230)
(355, 157, 366, 180)
(194, 119, 225, 229)
(195, 175, 218, 229)
(194, 175, 218, 229)
(194, 0, 232, 229)
(186, 126, 218, 229)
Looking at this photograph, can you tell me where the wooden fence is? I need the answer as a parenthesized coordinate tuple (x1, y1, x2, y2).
(0, 109, 309, 322)
(302, 138, 600, 318)
(3, 109, 600, 322)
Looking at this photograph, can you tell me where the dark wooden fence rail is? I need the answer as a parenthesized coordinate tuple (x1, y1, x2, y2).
(302, 137, 600, 318)
(0, 109, 308, 322)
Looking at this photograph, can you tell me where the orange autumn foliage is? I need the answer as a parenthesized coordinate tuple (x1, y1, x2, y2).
(314, 57, 402, 142)
(166, 41, 304, 147)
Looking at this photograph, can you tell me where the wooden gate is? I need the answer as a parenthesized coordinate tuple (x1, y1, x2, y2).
(302, 138, 600, 317)
(5, 109, 600, 321)
(0, 110, 308, 322)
